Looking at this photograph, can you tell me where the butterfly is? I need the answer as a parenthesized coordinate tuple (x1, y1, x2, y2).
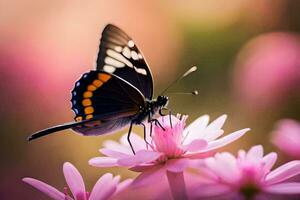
(27, 24, 170, 154)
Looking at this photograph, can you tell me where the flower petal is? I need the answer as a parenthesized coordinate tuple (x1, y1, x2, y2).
(205, 153, 240, 183)
(238, 150, 246, 159)
(103, 140, 131, 154)
(119, 133, 147, 152)
(206, 115, 227, 130)
(63, 162, 86, 200)
(117, 150, 161, 166)
(266, 160, 300, 185)
(263, 152, 277, 172)
(99, 148, 129, 159)
(192, 184, 232, 197)
(130, 165, 154, 172)
(166, 158, 190, 172)
(183, 115, 209, 145)
(246, 145, 264, 161)
(115, 179, 133, 194)
(271, 119, 300, 159)
(22, 177, 66, 200)
(202, 130, 224, 142)
(200, 115, 227, 142)
(132, 165, 166, 187)
(264, 182, 300, 194)
(201, 128, 250, 152)
(89, 157, 118, 167)
(89, 173, 118, 200)
(184, 139, 208, 152)
(185, 151, 215, 159)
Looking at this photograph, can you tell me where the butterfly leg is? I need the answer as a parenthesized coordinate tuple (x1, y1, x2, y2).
(153, 119, 165, 131)
(149, 121, 153, 137)
(127, 122, 135, 155)
(147, 113, 154, 137)
(169, 110, 173, 128)
(158, 107, 171, 130)
(140, 123, 151, 148)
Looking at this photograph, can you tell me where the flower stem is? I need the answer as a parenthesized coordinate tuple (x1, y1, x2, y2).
(166, 171, 188, 200)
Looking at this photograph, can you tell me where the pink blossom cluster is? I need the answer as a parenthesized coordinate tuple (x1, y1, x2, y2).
(23, 115, 300, 200)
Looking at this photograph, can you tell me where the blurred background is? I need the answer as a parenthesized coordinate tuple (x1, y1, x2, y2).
(1, 0, 300, 199)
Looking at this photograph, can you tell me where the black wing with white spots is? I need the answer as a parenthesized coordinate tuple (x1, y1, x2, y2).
(96, 24, 153, 99)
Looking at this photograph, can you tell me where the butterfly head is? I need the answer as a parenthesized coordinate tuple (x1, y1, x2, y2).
(157, 95, 169, 108)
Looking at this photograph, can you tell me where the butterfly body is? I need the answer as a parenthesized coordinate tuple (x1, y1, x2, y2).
(133, 95, 169, 125)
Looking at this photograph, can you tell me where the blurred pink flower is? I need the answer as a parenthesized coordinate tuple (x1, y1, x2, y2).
(191, 145, 300, 199)
(23, 162, 131, 200)
(89, 114, 249, 183)
(272, 119, 300, 159)
(233, 32, 300, 111)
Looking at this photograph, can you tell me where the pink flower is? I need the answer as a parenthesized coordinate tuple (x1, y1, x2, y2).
(272, 119, 300, 159)
(233, 32, 300, 111)
(191, 145, 300, 199)
(23, 162, 131, 200)
(89, 114, 249, 184)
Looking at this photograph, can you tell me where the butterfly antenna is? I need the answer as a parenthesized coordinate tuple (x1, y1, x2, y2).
(168, 90, 199, 95)
(160, 66, 197, 95)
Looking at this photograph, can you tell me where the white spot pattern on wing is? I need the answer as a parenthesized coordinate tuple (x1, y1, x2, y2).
(103, 65, 116, 73)
(122, 46, 131, 59)
(104, 47, 147, 75)
(106, 49, 133, 67)
(134, 67, 147, 75)
(114, 46, 122, 52)
(131, 51, 139, 60)
(128, 40, 134, 48)
(138, 53, 143, 59)
(104, 57, 125, 68)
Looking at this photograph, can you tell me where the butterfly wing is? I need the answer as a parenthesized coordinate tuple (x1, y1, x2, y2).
(96, 24, 154, 99)
(71, 70, 146, 135)
(28, 71, 146, 140)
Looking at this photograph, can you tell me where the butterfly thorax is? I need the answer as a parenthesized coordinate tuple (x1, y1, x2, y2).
(134, 96, 169, 124)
